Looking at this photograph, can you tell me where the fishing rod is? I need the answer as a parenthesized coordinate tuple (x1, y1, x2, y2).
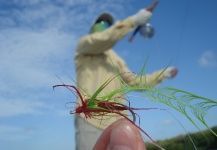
(128, 0, 159, 42)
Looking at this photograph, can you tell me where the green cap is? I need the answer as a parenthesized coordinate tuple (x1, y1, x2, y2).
(90, 13, 114, 33)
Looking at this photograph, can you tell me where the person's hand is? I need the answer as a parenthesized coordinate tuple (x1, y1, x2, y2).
(93, 118, 146, 150)
(164, 67, 178, 78)
(132, 9, 152, 26)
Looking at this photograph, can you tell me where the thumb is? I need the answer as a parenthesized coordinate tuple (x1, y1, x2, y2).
(93, 119, 146, 150)
(108, 119, 146, 150)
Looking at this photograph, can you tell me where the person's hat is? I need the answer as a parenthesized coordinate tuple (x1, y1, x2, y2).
(89, 13, 114, 33)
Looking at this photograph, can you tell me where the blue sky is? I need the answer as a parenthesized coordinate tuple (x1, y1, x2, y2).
(0, 0, 217, 149)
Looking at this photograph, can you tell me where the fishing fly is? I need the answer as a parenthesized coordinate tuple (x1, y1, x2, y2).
(53, 74, 164, 149)
(53, 70, 217, 150)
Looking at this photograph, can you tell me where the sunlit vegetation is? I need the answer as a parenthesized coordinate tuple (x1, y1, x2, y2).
(146, 126, 217, 150)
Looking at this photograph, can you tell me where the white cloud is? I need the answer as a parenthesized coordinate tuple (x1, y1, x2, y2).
(0, 134, 28, 141)
(199, 50, 217, 68)
(0, 125, 22, 133)
(0, 0, 131, 119)
(0, 125, 40, 141)
(162, 119, 173, 125)
(0, 98, 45, 117)
(0, 28, 75, 96)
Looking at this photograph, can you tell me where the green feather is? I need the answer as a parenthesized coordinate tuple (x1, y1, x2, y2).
(84, 66, 217, 137)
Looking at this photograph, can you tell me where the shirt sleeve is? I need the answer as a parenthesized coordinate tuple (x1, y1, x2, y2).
(76, 17, 135, 54)
(118, 62, 168, 87)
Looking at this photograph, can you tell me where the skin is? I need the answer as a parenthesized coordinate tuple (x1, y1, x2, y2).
(93, 118, 147, 150)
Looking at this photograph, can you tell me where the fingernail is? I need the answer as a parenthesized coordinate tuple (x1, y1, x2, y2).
(109, 123, 137, 150)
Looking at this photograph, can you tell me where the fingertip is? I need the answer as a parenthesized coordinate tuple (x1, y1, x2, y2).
(108, 119, 146, 150)
(93, 119, 146, 150)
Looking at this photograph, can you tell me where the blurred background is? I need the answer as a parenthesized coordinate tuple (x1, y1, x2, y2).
(0, 0, 217, 149)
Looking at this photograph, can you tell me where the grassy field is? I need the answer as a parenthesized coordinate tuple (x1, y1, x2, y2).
(146, 126, 217, 150)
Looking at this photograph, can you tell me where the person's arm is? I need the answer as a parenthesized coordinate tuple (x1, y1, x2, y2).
(76, 17, 135, 54)
(119, 62, 178, 87)
(120, 65, 167, 87)
(76, 9, 152, 55)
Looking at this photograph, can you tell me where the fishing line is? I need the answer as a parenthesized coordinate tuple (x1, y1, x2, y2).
(151, 0, 191, 67)
(174, 0, 191, 66)
(165, 109, 197, 150)
(150, 8, 166, 68)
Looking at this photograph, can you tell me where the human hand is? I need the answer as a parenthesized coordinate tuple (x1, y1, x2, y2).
(164, 67, 178, 78)
(93, 118, 146, 150)
(132, 9, 152, 26)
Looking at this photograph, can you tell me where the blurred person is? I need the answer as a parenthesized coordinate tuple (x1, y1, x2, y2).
(74, 8, 178, 150)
